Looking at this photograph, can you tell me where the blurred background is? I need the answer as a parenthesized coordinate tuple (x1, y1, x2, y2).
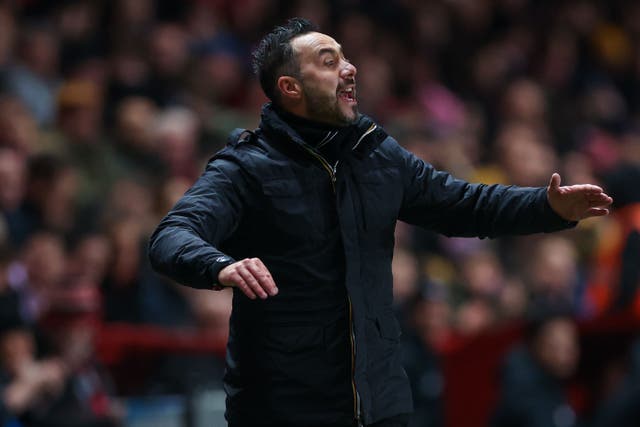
(1, 0, 640, 426)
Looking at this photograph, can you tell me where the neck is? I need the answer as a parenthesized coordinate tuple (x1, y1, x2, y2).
(275, 104, 344, 131)
(271, 104, 354, 164)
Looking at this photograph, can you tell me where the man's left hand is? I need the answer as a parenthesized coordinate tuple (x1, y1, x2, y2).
(547, 173, 613, 221)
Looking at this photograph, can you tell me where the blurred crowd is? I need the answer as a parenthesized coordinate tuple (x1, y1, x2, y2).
(1, 0, 640, 426)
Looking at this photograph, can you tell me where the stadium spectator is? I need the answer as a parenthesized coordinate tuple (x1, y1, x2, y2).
(3, 23, 60, 126)
(492, 313, 580, 427)
(6, 154, 78, 247)
(0, 322, 67, 426)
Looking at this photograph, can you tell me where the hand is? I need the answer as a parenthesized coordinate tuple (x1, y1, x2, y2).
(3, 359, 66, 413)
(547, 173, 613, 221)
(35, 359, 66, 396)
(218, 258, 278, 299)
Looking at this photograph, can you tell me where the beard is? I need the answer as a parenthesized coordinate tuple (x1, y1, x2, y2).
(302, 83, 358, 126)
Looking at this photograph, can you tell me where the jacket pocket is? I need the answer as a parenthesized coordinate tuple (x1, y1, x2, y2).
(353, 167, 401, 231)
(259, 324, 322, 375)
(261, 178, 323, 238)
(365, 310, 402, 362)
(261, 324, 322, 354)
(262, 178, 306, 196)
(376, 312, 402, 342)
(368, 310, 401, 342)
(258, 324, 333, 389)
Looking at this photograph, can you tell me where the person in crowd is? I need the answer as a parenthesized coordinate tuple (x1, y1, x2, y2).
(11, 232, 67, 325)
(587, 164, 640, 315)
(24, 283, 122, 427)
(3, 23, 60, 126)
(491, 312, 581, 427)
(589, 337, 640, 427)
(147, 288, 232, 395)
(148, 18, 612, 427)
(401, 281, 446, 427)
(5, 154, 78, 247)
(525, 236, 585, 316)
(0, 245, 21, 331)
(0, 322, 67, 426)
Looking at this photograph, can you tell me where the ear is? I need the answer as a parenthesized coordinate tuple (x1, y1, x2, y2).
(277, 76, 303, 101)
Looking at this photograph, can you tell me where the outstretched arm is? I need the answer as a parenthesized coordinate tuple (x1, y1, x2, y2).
(398, 146, 610, 238)
(399, 150, 575, 238)
(546, 173, 612, 221)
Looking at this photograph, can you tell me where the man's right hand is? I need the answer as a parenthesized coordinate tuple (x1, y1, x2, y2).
(218, 258, 278, 299)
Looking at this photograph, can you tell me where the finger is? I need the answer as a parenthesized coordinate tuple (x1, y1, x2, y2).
(231, 272, 257, 299)
(238, 265, 269, 299)
(247, 264, 278, 296)
(247, 259, 278, 296)
(587, 193, 613, 205)
(577, 184, 603, 193)
(549, 173, 561, 192)
(244, 262, 273, 297)
(563, 184, 603, 194)
(586, 186, 604, 193)
(583, 208, 609, 218)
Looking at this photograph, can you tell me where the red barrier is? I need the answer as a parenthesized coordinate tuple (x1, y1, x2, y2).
(96, 323, 227, 394)
(437, 311, 640, 427)
(438, 324, 522, 427)
(96, 312, 640, 423)
(97, 323, 227, 363)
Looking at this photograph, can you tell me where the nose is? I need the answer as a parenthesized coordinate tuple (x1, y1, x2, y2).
(340, 60, 357, 79)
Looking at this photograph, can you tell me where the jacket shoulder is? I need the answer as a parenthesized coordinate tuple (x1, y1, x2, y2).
(211, 129, 268, 161)
(206, 128, 286, 185)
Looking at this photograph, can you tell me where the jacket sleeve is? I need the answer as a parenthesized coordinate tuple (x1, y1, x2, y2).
(148, 156, 247, 289)
(397, 147, 575, 238)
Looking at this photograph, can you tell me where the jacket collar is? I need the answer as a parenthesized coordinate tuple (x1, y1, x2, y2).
(258, 103, 384, 157)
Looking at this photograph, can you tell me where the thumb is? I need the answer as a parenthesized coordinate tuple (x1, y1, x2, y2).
(548, 173, 561, 192)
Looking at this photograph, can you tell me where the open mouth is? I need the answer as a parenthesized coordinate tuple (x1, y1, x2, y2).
(337, 87, 357, 103)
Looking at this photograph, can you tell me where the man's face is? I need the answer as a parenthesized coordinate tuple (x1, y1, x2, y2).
(290, 32, 358, 125)
(534, 318, 579, 379)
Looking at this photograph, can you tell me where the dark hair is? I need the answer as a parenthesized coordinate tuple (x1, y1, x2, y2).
(27, 153, 70, 184)
(252, 18, 317, 103)
(0, 244, 12, 267)
(523, 305, 574, 344)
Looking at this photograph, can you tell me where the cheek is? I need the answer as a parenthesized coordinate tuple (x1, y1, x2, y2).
(304, 83, 337, 105)
(303, 70, 339, 92)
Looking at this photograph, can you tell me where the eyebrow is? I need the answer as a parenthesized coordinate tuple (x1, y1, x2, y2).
(317, 46, 343, 57)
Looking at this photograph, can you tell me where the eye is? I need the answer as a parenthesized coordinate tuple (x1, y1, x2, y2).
(324, 59, 335, 67)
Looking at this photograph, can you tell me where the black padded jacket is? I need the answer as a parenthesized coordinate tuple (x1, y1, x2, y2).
(148, 103, 574, 426)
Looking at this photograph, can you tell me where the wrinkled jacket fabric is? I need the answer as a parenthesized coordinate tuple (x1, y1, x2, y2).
(148, 103, 574, 426)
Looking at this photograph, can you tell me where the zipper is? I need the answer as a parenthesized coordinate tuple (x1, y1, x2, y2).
(352, 124, 377, 152)
(351, 124, 377, 231)
(299, 123, 377, 193)
(299, 125, 376, 426)
(347, 126, 375, 427)
(300, 145, 336, 192)
(348, 297, 362, 427)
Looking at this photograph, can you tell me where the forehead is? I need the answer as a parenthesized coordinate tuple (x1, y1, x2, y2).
(291, 32, 341, 58)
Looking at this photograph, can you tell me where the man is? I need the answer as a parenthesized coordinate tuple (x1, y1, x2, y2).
(492, 313, 580, 427)
(148, 18, 612, 427)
